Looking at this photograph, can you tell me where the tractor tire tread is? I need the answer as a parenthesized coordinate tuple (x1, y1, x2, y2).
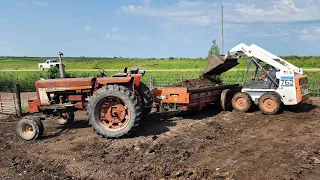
(88, 85, 142, 138)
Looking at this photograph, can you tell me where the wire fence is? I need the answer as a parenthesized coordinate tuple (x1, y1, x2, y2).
(0, 82, 15, 92)
(0, 73, 319, 97)
(146, 74, 320, 97)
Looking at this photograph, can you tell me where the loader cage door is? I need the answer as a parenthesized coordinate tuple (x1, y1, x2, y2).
(243, 59, 279, 89)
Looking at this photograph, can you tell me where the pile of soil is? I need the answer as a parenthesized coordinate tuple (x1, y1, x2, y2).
(171, 77, 218, 90)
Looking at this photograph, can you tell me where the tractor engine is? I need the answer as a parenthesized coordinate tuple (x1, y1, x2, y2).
(28, 77, 94, 115)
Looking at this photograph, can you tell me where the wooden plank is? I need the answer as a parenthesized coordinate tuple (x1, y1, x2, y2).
(0, 97, 14, 100)
(0, 107, 16, 110)
(0, 109, 15, 112)
(0, 110, 16, 114)
(0, 92, 16, 115)
(0, 103, 15, 107)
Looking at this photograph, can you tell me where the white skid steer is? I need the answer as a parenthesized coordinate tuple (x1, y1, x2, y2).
(223, 43, 310, 114)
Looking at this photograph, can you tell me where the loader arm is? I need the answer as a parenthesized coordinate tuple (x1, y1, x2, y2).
(225, 43, 304, 75)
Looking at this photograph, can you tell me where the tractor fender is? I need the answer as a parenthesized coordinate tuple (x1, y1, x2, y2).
(96, 77, 134, 87)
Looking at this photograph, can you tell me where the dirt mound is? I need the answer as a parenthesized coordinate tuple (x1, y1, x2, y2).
(170, 77, 218, 90)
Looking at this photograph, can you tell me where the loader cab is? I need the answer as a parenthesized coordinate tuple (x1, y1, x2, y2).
(243, 59, 279, 89)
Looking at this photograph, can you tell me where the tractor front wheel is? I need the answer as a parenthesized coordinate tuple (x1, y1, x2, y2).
(88, 85, 142, 138)
(258, 92, 283, 115)
(232, 92, 253, 112)
(16, 117, 43, 141)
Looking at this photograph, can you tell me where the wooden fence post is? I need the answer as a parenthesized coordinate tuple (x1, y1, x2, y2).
(317, 75, 320, 97)
(15, 84, 22, 117)
(149, 75, 153, 89)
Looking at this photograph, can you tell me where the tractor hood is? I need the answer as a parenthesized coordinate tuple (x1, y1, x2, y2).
(35, 78, 94, 91)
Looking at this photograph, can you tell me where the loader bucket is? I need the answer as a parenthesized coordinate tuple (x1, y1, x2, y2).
(202, 55, 239, 77)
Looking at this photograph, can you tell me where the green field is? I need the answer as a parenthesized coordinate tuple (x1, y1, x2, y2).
(0, 70, 319, 96)
(1, 56, 320, 70)
(0, 56, 319, 96)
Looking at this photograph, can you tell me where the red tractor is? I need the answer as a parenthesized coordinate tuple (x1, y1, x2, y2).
(16, 68, 153, 141)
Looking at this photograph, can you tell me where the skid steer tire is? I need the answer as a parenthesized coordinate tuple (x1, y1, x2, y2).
(138, 82, 153, 118)
(221, 89, 233, 111)
(258, 92, 283, 115)
(16, 118, 41, 141)
(232, 92, 253, 112)
(88, 85, 142, 138)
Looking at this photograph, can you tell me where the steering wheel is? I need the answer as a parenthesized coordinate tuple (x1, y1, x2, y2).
(99, 69, 109, 77)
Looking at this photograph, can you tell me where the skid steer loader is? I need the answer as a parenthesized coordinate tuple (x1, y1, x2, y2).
(222, 43, 310, 114)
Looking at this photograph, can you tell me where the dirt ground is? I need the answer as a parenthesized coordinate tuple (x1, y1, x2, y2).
(1, 98, 320, 180)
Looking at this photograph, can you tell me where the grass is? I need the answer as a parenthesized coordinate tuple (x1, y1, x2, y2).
(0, 70, 319, 96)
(0, 56, 319, 95)
(1, 56, 320, 70)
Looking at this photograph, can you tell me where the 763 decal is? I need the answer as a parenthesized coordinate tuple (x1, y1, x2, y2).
(280, 76, 294, 87)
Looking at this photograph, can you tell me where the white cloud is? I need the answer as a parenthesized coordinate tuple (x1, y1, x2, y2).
(229, 0, 320, 22)
(84, 24, 91, 32)
(297, 27, 320, 41)
(140, 0, 151, 7)
(105, 28, 125, 40)
(105, 33, 110, 38)
(120, 1, 220, 27)
(120, 0, 320, 25)
(33, 1, 48, 6)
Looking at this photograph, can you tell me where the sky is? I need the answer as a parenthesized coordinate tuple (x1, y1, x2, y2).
(0, 0, 320, 58)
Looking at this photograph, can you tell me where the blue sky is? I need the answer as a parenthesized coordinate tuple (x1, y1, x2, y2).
(0, 0, 320, 57)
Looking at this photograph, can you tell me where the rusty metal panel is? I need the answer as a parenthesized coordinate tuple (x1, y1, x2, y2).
(36, 78, 93, 88)
(28, 98, 40, 113)
(152, 87, 189, 104)
(68, 95, 83, 101)
(96, 77, 133, 85)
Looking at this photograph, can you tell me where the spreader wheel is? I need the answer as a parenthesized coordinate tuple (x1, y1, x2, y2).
(258, 92, 283, 115)
(232, 92, 253, 112)
(88, 85, 142, 138)
(16, 118, 41, 141)
(221, 89, 234, 111)
(56, 111, 74, 125)
(138, 82, 153, 118)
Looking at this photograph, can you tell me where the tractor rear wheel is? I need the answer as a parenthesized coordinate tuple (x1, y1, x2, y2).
(88, 85, 142, 138)
(138, 82, 153, 118)
(232, 92, 253, 112)
(16, 117, 42, 141)
(258, 92, 283, 115)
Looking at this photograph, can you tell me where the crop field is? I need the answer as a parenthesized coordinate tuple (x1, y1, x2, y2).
(0, 56, 319, 95)
(0, 69, 319, 96)
(1, 56, 320, 70)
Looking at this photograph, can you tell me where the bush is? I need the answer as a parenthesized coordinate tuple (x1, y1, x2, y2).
(47, 67, 60, 79)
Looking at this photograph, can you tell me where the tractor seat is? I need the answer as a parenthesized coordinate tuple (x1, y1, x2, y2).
(112, 73, 128, 77)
